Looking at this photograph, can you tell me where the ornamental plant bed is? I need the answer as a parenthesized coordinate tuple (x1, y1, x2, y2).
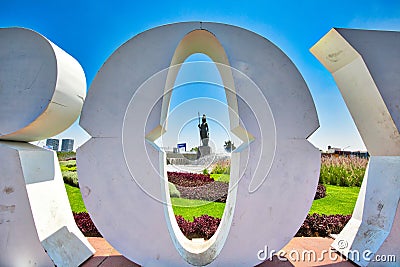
(168, 171, 214, 187)
(73, 212, 101, 237)
(296, 213, 351, 237)
(314, 184, 326, 200)
(175, 215, 221, 240)
(320, 155, 367, 187)
(73, 212, 351, 240)
(175, 181, 228, 203)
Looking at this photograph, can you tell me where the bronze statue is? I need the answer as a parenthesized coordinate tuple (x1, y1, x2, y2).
(198, 114, 209, 146)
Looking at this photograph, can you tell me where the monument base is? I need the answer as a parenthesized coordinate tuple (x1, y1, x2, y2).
(198, 145, 211, 157)
(0, 141, 95, 266)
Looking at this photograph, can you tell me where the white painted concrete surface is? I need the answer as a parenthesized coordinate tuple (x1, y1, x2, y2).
(0, 27, 86, 142)
(0, 28, 93, 266)
(311, 28, 400, 266)
(0, 142, 94, 267)
(78, 22, 320, 266)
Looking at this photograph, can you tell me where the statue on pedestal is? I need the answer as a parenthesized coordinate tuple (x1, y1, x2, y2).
(198, 114, 209, 146)
(197, 114, 211, 157)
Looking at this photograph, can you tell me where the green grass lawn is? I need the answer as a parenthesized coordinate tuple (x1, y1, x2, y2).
(309, 184, 359, 215)
(210, 173, 230, 183)
(64, 183, 359, 218)
(64, 183, 87, 213)
(171, 198, 225, 221)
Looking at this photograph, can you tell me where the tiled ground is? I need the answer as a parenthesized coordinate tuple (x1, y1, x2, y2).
(82, 237, 356, 266)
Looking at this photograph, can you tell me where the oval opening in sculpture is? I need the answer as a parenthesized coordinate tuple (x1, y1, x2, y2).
(158, 29, 248, 266)
(159, 52, 240, 241)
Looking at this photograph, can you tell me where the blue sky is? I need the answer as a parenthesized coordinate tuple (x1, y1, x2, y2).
(156, 54, 242, 153)
(2, 1, 399, 151)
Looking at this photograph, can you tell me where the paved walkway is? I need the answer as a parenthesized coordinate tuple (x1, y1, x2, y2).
(82, 237, 356, 266)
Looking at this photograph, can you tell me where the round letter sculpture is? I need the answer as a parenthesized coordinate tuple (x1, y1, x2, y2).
(78, 22, 320, 266)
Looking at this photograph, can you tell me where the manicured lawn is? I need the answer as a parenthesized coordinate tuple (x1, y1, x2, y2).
(64, 183, 359, 217)
(210, 173, 230, 183)
(171, 197, 225, 221)
(309, 184, 359, 215)
(64, 183, 87, 213)
(171, 184, 360, 221)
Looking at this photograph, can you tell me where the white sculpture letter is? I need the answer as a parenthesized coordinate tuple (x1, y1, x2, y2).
(0, 28, 94, 266)
(311, 28, 400, 266)
(78, 22, 320, 266)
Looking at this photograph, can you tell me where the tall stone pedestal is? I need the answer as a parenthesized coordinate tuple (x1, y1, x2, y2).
(198, 145, 211, 157)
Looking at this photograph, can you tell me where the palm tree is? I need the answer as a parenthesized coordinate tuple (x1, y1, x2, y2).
(224, 140, 236, 152)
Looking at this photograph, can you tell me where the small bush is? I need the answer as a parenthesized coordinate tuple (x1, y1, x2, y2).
(296, 213, 351, 237)
(314, 184, 326, 200)
(63, 171, 79, 188)
(211, 163, 230, 174)
(169, 182, 181, 198)
(210, 158, 231, 174)
(202, 169, 209, 175)
(73, 212, 101, 237)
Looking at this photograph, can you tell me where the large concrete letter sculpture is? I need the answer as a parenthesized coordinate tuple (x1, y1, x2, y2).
(78, 22, 320, 266)
(0, 28, 94, 266)
(311, 29, 400, 266)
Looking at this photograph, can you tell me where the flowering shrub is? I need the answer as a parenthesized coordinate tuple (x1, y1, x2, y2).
(210, 159, 231, 174)
(320, 156, 367, 187)
(175, 215, 221, 240)
(314, 184, 326, 200)
(73, 212, 101, 237)
(175, 213, 351, 240)
(176, 181, 228, 202)
(72, 212, 351, 239)
(296, 213, 351, 237)
(167, 171, 214, 187)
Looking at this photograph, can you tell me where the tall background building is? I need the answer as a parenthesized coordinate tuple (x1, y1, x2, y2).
(61, 139, 74, 152)
(46, 139, 59, 151)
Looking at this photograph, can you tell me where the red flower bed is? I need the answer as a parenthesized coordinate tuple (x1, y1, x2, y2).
(175, 215, 221, 240)
(73, 212, 101, 237)
(296, 213, 351, 237)
(167, 171, 214, 187)
(314, 184, 326, 200)
(73, 212, 351, 239)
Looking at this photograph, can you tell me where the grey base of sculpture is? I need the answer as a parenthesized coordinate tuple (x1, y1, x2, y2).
(198, 145, 211, 157)
(331, 157, 400, 266)
(0, 141, 94, 267)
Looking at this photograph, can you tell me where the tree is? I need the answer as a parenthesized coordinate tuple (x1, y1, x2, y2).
(224, 140, 236, 152)
(190, 147, 199, 152)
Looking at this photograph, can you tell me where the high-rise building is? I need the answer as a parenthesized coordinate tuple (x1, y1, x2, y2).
(46, 139, 59, 151)
(61, 139, 74, 152)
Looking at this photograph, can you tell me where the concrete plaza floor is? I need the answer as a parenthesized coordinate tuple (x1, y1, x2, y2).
(82, 237, 356, 266)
